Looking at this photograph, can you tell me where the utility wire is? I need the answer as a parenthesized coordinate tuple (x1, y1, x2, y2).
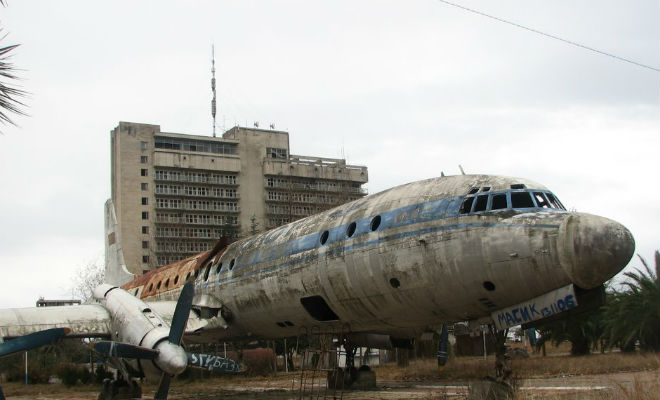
(436, 0, 660, 72)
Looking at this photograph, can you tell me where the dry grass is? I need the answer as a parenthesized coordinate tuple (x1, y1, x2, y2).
(374, 351, 659, 382)
(511, 378, 660, 400)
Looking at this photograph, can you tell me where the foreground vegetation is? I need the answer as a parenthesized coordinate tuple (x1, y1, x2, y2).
(373, 351, 659, 382)
(2, 350, 657, 399)
(537, 252, 660, 355)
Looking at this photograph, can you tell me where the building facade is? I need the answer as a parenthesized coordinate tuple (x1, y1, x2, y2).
(109, 122, 368, 274)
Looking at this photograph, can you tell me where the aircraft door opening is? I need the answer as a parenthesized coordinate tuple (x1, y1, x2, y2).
(300, 295, 340, 321)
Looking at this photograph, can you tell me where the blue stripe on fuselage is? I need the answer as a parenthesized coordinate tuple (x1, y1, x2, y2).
(201, 195, 561, 287)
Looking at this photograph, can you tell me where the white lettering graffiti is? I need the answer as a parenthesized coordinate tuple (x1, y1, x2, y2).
(187, 353, 241, 372)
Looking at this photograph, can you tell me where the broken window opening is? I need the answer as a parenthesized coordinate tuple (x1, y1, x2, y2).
(203, 263, 212, 281)
(510, 184, 526, 189)
(491, 194, 507, 210)
(511, 192, 535, 208)
(468, 187, 479, 194)
(533, 192, 551, 208)
(481, 187, 491, 192)
(459, 197, 475, 214)
(473, 195, 488, 212)
(546, 193, 565, 210)
(300, 296, 340, 322)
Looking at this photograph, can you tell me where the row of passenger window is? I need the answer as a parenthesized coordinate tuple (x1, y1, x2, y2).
(459, 190, 565, 214)
(194, 214, 384, 281)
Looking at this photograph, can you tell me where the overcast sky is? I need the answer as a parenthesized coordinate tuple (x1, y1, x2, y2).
(0, 1, 658, 308)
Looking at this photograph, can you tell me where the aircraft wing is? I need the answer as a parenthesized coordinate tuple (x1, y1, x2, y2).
(0, 304, 111, 339)
(0, 301, 207, 341)
(145, 301, 209, 333)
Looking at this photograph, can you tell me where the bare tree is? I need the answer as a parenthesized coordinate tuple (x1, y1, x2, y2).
(70, 261, 106, 303)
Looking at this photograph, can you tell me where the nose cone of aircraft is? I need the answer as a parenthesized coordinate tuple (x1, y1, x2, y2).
(558, 213, 635, 289)
(155, 341, 188, 376)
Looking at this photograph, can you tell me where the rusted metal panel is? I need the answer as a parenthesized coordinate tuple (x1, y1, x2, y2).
(122, 238, 228, 300)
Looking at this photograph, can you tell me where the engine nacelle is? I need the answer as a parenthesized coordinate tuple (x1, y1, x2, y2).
(94, 284, 169, 346)
(93, 284, 186, 378)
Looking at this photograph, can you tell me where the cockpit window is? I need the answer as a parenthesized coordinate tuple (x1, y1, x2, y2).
(459, 196, 475, 214)
(491, 194, 507, 210)
(468, 187, 479, 195)
(473, 194, 488, 212)
(533, 192, 551, 208)
(510, 192, 535, 208)
(546, 193, 565, 210)
(459, 189, 565, 215)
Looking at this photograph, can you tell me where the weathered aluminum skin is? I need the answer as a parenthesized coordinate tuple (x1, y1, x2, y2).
(131, 174, 633, 342)
(0, 305, 111, 339)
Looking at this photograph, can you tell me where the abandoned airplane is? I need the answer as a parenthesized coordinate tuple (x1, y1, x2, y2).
(0, 174, 635, 399)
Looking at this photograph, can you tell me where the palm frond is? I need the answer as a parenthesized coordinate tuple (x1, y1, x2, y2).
(0, 39, 27, 131)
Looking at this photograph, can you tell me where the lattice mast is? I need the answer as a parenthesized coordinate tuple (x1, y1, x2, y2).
(211, 45, 217, 137)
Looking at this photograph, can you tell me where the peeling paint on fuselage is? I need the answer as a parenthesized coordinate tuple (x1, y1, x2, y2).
(126, 174, 632, 343)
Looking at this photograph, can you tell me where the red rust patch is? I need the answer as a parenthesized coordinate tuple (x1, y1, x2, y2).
(122, 238, 229, 298)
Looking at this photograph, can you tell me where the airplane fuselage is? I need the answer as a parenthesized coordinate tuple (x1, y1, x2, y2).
(122, 174, 634, 343)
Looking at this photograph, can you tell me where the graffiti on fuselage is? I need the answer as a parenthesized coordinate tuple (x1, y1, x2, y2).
(492, 284, 577, 330)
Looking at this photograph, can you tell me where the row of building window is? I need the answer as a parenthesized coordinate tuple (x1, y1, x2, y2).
(155, 213, 238, 225)
(267, 191, 360, 204)
(266, 205, 316, 216)
(266, 177, 363, 193)
(155, 184, 237, 198)
(154, 136, 238, 155)
(155, 227, 235, 239)
(154, 198, 239, 211)
(156, 241, 212, 253)
(154, 170, 238, 185)
(266, 147, 287, 159)
(267, 217, 293, 228)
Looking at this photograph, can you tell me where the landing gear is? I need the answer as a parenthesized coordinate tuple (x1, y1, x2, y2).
(327, 340, 376, 390)
(469, 326, 514, 400)
(97, 378, 142, 400)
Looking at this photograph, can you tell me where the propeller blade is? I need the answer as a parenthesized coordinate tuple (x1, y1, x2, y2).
(0, 328, 70, 358)
(154, 372, 172, 400)
(168, 281, 194, 345)
(186, 352, 243, 373)
(92, 341, 158, 360)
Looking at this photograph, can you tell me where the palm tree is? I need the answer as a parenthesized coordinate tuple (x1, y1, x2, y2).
(602, 251, 660, 352)
(0, 1, 27, 132)
(535, 309, 604, 355)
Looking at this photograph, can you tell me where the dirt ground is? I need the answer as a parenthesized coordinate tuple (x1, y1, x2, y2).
(3, 368, 658, 400)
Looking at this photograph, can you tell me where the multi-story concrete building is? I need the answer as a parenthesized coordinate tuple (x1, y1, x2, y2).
(107, 121, 368, 274)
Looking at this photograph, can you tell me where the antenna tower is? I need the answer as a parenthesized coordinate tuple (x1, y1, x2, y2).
(211, 45, 217, 137)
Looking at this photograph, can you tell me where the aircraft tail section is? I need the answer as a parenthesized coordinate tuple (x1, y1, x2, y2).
(104, 199, 134, 286)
